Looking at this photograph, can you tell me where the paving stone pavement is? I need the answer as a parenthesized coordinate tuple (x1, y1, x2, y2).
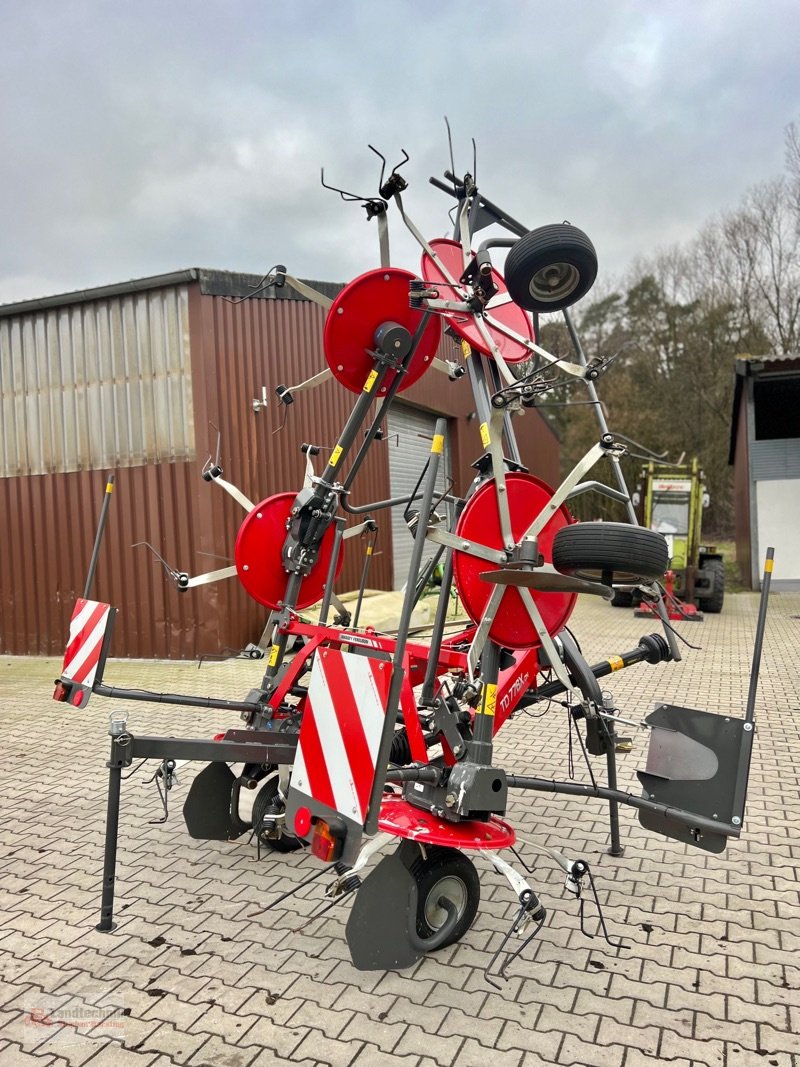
(1, 590, 798, 1067)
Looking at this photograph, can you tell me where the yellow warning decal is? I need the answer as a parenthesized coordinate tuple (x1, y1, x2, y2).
(268, 644, 280, 667)
(363, 369, 379, 393)
(607, 655, 624, 672)
(480, 422, 491, 448)
(330, 445, 343, 467)
(765, 558, 774, 573)
(105, 481, 114, 494)
(366, 546, 373, 556)
(432, 434, 444, 455)
(482, 683, 497, 716)
(461, 339, 472, 359)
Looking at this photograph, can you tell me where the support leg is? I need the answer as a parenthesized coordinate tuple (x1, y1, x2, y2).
(96, 762, 122, 931)
(605, 742, 624, 857)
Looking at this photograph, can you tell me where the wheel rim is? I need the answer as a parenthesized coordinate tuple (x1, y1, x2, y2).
(529, 261, 580, 303)
(424, 875, 467, 930)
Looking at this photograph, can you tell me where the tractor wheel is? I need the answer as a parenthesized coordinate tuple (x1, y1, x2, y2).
(252, 771, 303, 853)
(503, 224, 598, 313)
(698, 559, 725, 614)
(410, 847, 480, 949)
(552, 523, 668, 584)
(610, 589, 634, 608)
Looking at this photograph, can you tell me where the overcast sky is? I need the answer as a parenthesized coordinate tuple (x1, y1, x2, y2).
(2, 1, 799, 305)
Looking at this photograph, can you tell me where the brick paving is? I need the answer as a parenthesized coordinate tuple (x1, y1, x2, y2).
(0, 590, 798, 1067)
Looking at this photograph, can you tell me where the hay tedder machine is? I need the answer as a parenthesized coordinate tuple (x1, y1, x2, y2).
(54, 136, 773, 981)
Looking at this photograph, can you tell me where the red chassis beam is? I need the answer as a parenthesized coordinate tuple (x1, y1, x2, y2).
(267, 619, 546, 759)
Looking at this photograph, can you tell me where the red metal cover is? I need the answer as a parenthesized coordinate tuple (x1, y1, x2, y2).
(378, 795, 515, 849)
(234, 494, 343, 611)
(453, 473, 575, 649)
(323, 268, 442, 394)
(420, 238, 532, 363)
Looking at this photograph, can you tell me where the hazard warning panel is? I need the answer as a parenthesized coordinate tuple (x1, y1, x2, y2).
(286, 648, 392, 863)
(53, 598, 116, 708)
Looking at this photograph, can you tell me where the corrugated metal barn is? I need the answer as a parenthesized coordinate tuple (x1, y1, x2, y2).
(729, 352, 800, 588)
(0, 269, 561, 658)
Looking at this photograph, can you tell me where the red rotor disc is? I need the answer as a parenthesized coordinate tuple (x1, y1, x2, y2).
(420, 238, 532, 364)
(453, 473, 576, 650)
(234, 493, 343, 611)
(323, 268, 442, 395)
(378, 796, 515, 850)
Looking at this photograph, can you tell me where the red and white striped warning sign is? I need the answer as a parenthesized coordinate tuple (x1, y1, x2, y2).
(290, 649, 391, 827)
(61, 598, 112, 687)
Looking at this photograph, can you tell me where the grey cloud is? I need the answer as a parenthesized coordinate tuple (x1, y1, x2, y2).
(2, 1, 799, 303)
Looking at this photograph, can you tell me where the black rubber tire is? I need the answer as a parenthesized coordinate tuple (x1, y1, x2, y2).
(610, 589, 634, 608)
(698, 559, 725, 614)
(552, 523, 668, 583)
(252, 772, 303, 853)
(504, 224, 598, 313)
(410, 847, 480, 949)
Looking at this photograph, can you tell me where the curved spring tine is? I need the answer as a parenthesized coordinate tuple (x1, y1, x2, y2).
(445, 115, 456, 189)
(320, 166, 375, 204)
(131, 541, 180, 583)
(367, 144, 386, 192)
(390, 148, 410, 176)
(578, 865, 626, 950)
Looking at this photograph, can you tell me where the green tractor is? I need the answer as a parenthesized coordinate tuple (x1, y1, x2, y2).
(613, 457, 725, 613)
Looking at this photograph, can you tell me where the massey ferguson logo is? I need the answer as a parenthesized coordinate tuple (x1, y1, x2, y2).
(500, 672, 530, 712)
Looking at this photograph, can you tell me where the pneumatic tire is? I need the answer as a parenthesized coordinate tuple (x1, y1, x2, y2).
(252, 771, 303, 853)
(552, 523, 668, 584)
(698, 558, 725, 614)
(410, 847, 480, 949)
(503, 224, 598, 313)
(610, 589, 634, 608)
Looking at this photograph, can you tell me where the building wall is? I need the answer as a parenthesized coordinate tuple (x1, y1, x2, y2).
(1, 273, 561, 658)
(0, 286, 194, 477)
(0, 284, 210, 658)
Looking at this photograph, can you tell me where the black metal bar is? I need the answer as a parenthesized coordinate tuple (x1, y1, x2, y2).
(433, 175, 529, 237)
(420, 544, 457, 705)
(746, 548, 774, 723)
(567, 480, 631, 505)
(96, 744, 124, 932)
(464, 350, 494, 434)
(259, 570, 304, 692)
(83, 473, 115, 599)
(319, 521, 345, 626)
(128, 733, 298, 765)
(605, 734, 623, 857)
(385, 766, 442, 784)
(530, 635, 669, 702)
(470, 641, 500, 763)
(411, 544, 445, 608)
(506, 775, 739, 838)
(364, 418, 446, 834)
(342, 313, 433, 493)
(341, 487, 458, 516)
(729, 548, 775, 827)
(351, 528, 378, 630)
(94, 682, 264, 716)
(317, 366, 393, 488)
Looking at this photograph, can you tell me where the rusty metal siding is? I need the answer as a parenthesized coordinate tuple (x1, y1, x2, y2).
(0, 273, 560, 658)
(0, 462, 218, 658)
(186, 288, 396, 655)
(0, 287, 194, 477)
